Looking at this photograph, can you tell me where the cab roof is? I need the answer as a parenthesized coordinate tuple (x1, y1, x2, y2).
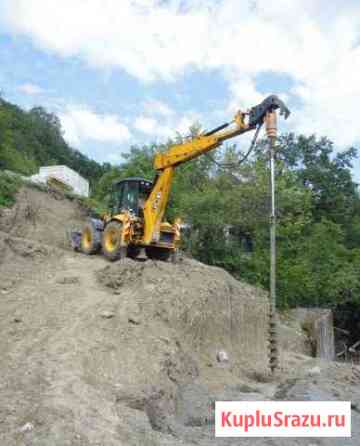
(112, 177, 153, 187)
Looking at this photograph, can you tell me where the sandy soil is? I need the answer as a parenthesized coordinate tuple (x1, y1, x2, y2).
(0, 186, 359, 446)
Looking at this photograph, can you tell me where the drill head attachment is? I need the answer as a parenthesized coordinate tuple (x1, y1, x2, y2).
(249, 95, 290, 128)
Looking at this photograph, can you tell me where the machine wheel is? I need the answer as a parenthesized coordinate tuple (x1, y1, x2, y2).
(127, 245, 141, 259)
(145, 246, 171, 261)
(80, 220, 101, 255)
(102, 221, 127, 261)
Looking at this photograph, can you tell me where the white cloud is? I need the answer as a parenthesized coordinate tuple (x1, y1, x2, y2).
(134, 99, 199, 141)
(134, 114, 177, 140)
(134, 116, 159, 135)
(134, 109, 201, 141)
(143, 99, 174, 117)
(59, 105, 131, 146)
(2, 0, 360, 147)
(18, 82, 44, 95)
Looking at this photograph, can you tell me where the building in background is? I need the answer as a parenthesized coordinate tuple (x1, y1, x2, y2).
(30, 165, 89, 197)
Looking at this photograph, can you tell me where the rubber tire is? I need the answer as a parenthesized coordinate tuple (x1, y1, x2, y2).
(127, 245, 141, 259)
(145, 246, 171, 261)
(80, 220, 101, 255)
(102, 221, 127, 261)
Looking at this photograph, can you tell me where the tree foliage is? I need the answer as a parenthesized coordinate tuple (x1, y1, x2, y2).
(0, 98, 109, 186)
(0, 171, 23, 207)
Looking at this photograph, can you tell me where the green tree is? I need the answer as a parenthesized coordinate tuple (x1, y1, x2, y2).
(0, 97, 110, 185)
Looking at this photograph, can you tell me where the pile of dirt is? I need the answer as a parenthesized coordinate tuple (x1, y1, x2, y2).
(97, 257, 270, 376)
(0, 231, 61, 293)
(1, 186, 360, 445)
(0, 239, 272, 446)
(0, 185, 88, 249)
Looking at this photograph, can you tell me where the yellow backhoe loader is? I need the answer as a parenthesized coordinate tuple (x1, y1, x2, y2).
(74, 95, 289, 261)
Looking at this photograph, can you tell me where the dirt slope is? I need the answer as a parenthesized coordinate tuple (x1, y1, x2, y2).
(0, 186, 87, 248)
(0, 230, 271, 445)
(1, 186, 360, 446)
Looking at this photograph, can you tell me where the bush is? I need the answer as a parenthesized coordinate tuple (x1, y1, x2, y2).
(0, 170, 23, 207)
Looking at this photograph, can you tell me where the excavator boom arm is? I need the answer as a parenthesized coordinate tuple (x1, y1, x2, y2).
(142, 95, 290, 244)
(154, 95, 289, 170)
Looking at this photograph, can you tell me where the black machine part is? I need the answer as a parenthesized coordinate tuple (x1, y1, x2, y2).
(203, 95, 290, 137)
(248, 95, 290, 128)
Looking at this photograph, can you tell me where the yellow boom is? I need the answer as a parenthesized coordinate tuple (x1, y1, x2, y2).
(143, 95, 290, 245)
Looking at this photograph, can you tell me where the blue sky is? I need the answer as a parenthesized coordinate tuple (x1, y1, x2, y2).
(0, 32, 233, 162)
(0, 0, 360, 180)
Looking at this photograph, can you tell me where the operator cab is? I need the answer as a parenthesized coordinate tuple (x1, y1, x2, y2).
(110, 177, 153, 217)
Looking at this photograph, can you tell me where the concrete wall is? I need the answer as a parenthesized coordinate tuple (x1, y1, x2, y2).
(289, 308, 335, 361)
(313, 310, 335, 360)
